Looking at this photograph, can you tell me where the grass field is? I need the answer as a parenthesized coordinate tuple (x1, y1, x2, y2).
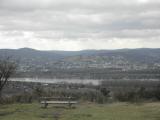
(0, 102, 160, 120)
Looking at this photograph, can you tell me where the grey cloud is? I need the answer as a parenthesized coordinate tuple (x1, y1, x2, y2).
(1, 0, 160, 13)
(0, 0, 160, 50)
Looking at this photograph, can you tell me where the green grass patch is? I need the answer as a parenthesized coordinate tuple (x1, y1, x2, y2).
(0, 102, 160, 120)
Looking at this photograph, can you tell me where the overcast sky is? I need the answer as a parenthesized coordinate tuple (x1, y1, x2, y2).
(0, 0, 160, 50)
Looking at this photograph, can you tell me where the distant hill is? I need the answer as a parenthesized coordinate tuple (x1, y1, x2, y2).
(0, 48, 63, 60)
(95, 48, 160, 64)
(0, 48, 160, 70)
(1, 48, 160, 79)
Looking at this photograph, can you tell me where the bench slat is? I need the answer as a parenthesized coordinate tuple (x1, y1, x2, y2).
(41, 101, 78, 104)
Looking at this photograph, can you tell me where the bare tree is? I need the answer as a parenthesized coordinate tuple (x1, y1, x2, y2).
(0, 57, 17, 97)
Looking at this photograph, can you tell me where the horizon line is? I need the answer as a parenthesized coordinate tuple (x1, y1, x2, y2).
(0, 47, 160, 52)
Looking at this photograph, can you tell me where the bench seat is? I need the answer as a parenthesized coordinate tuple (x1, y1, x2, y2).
(41, 101, 78, 104)
(40, 97, 78, 108)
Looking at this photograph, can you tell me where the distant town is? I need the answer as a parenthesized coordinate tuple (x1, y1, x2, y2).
(1, 48, 160, 79)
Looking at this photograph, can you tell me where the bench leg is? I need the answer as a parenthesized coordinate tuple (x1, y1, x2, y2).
(69, 103, 72, 108)
(44, 103, 48, 108)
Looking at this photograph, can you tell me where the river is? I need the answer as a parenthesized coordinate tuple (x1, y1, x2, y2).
(10, 78, 102, 85)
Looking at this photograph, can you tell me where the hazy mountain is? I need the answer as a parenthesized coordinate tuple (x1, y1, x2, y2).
(0, 48, 160, 67)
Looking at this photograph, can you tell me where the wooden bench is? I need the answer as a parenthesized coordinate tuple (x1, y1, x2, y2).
(40, 97, 78, 108)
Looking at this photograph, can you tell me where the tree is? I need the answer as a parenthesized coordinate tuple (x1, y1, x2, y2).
(0, 57, 17, 98)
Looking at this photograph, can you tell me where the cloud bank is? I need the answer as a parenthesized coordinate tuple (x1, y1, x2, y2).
(0, 0, 160, 50)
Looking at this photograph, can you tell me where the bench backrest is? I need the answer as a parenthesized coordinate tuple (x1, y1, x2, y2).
(40, 97, 76, 101)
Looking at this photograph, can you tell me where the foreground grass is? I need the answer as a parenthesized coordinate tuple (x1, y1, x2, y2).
(0, 102, 160, 120)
